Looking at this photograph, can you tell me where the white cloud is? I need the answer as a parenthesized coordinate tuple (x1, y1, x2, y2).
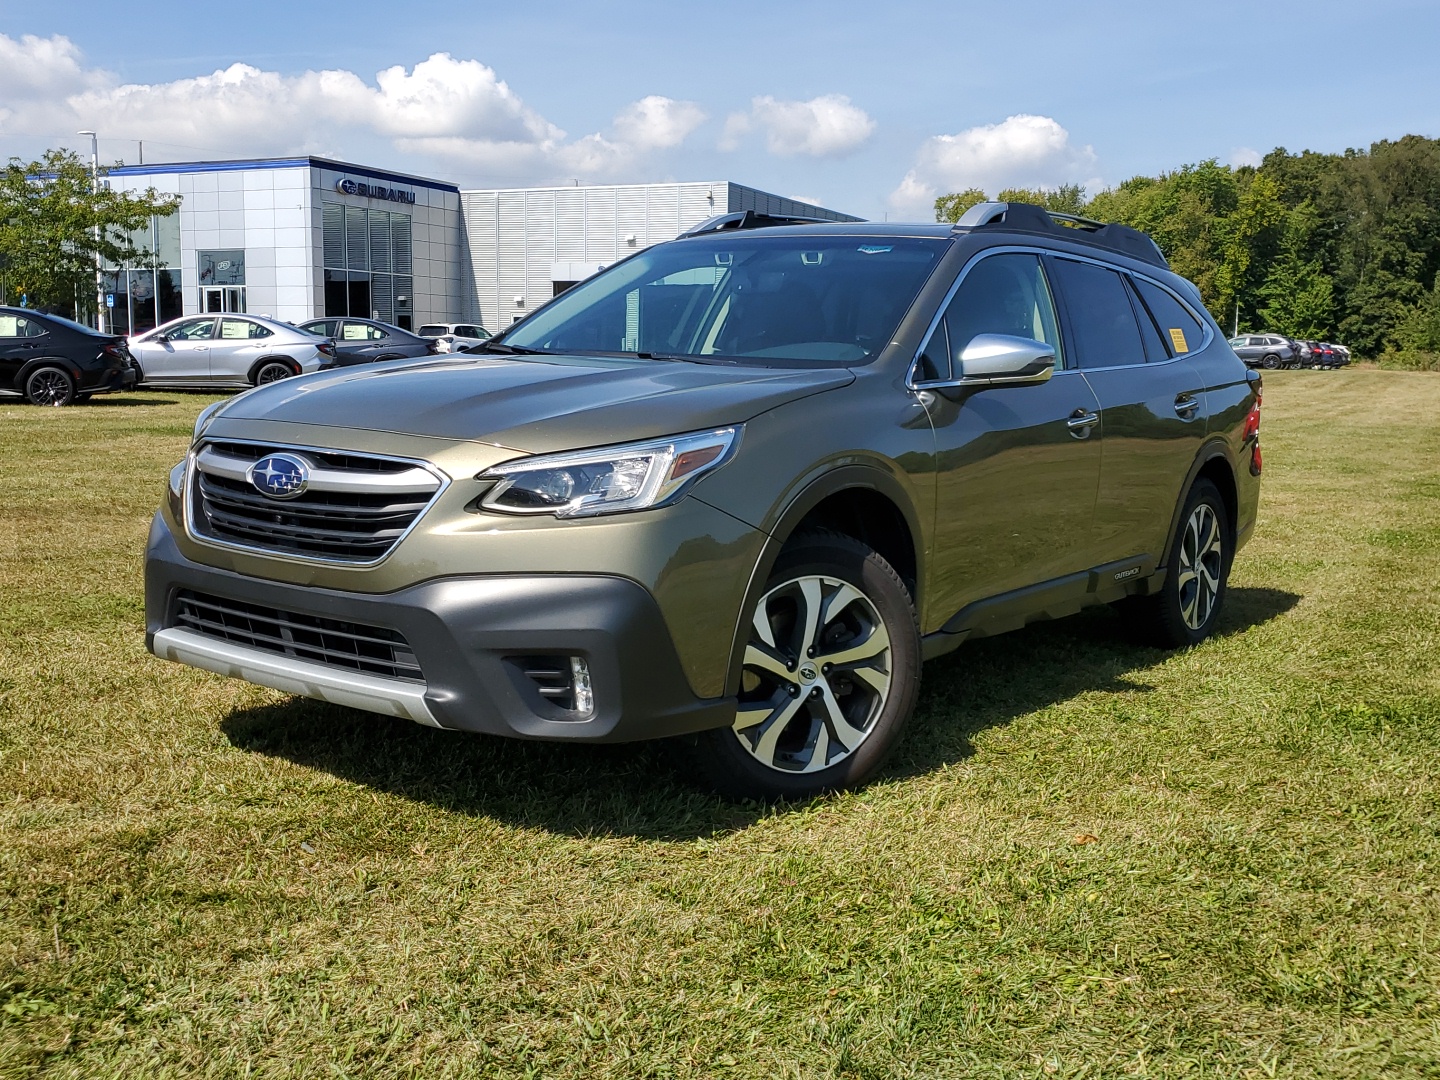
(722, 94, 875, 157)
(0, 34, 695, 184)
(612, 96, 706, 150)
(1230, 146, 1263, 169)
(889, 114, 1098, 218)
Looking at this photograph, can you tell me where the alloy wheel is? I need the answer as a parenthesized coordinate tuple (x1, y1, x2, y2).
(28, 369, 72, 406)
(1176, 503, 1223, 631)
(733, 574, 892, 774)
(256, 363, 293, 384)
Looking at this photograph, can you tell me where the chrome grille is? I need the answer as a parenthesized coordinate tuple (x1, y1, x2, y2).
(190, 441, 443, 563)
(173, 590, 423, 682)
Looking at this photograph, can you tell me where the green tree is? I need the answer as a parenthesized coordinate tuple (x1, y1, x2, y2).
(1396, 274, 1440, 352)
(0, 148, 179, 313)
(1216, 172, 1287, 330)
(934, 188, 988, 223)
(1257, 202, 1335, 338)
(995, 184, 1087, 215)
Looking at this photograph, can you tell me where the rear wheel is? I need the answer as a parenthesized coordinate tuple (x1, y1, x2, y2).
(1120, 479, 1230, 648)
(1261, 353, 1281, 369)
(254, 360, 295, 385)
(687, 531, 920, 800)
(24, 366, 75, 406)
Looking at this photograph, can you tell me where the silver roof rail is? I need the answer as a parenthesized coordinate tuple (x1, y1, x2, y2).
(953, 201, 1010, 228)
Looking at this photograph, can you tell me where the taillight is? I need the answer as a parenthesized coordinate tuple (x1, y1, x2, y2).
(1245, 379, 1262, 476)
(318, 340, 336, 357)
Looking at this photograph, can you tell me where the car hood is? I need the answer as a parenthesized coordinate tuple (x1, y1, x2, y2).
(210, 353, 854, 452)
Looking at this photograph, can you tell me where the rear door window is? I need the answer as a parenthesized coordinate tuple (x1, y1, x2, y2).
(1133, 279, 1206, 356)
(219, 319, 271, 339)
(1048, 258, 1146, 368)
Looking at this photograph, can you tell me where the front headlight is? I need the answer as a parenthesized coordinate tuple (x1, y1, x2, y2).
(192, 401, 225, 444)
(478, 427, 740, 518)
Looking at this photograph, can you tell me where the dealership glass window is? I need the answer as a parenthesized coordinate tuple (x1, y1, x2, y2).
(197, 250, 247, 314)
(322, 201, 414, 328)
(102, 214, 183, 334)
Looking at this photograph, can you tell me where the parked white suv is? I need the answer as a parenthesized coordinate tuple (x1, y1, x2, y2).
(417, 322, 490, 353)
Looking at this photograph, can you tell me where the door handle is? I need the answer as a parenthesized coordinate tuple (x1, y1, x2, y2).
(1066, 409, 1099, 438)
(1174, 394, 1200, 418)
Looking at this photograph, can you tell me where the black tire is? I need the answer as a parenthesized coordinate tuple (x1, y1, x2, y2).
(24, 366, 76, 406)
(1120, 478, 1230, 649)
(685, 530, 921, 800)
(1261, 354, 1281, 369)
(253, 360, 296, 385)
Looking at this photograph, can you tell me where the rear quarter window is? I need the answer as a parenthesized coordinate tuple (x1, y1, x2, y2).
(1133, 278, 1206, 356)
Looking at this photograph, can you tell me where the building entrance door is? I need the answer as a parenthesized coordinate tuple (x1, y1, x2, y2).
(202, 287, 246, 314)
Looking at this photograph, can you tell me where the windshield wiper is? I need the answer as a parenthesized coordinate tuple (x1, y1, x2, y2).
(470, 341, 550, 355)
(631, 351, 736, 365)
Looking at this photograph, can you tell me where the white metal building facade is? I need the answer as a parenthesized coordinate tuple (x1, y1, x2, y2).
(96, 161, 857, 335)
(104, 157, 463, 332)
(460, 181, 861, 330)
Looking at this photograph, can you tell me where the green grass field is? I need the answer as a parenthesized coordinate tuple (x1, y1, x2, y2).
(2, 371, 1438, 1078)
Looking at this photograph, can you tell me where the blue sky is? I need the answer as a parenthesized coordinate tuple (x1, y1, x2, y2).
(3, 0, 1436, 219)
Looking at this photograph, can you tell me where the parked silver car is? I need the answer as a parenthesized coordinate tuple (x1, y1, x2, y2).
(129, 315, 335, 388)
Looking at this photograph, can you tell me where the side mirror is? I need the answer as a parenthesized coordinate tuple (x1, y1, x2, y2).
(956, 334, 1055, 385)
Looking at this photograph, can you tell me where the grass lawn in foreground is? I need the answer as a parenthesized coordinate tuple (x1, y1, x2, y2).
(1, 370, 1438, 1078)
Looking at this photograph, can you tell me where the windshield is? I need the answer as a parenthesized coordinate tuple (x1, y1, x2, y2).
(500, 234, 948, 367)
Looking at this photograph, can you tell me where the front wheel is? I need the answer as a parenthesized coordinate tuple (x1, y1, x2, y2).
(687, 531, 921, 800)
(1120, 479, 1230, 648)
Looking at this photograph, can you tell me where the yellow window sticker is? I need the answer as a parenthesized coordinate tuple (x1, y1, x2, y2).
(1168, 327, 1189, 353)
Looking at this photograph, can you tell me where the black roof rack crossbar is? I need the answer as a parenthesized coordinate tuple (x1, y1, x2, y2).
(951, 201, 1168, 268)
(678, 210, 832, 239)
(1045, 210, 1108, 231)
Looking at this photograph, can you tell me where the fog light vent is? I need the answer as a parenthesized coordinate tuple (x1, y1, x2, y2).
(512, 654, 593, 717)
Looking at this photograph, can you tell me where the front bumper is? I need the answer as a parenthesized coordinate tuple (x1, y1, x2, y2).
(145, 513, 737, 742)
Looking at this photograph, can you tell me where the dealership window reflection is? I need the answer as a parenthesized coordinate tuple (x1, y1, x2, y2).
(102, 214, 183, 335)
(322, 202, 414, 329)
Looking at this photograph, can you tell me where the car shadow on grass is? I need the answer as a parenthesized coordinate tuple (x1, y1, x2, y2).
(220, 586, 1300, 840)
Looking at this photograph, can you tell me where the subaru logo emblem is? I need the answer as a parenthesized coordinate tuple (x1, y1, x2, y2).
(248, 453, 310, 500)
(799, 664, 819, 683)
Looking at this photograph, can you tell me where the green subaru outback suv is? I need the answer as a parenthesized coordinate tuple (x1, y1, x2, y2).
(146, 202, 1262, 800)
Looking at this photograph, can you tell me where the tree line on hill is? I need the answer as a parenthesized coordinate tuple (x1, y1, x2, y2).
(935, 134, 1440, 365)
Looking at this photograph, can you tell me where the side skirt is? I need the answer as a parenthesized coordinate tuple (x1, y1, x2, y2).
(921, 555, 1156, 661)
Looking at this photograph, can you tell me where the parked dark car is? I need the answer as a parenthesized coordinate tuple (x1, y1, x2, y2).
(1227, 333, 1294, 369)
(1311, 342, 1339, 368)
(0, 307, 137, 405)
(299, 318, 437, 367)
(1290, 340, 1314, 367)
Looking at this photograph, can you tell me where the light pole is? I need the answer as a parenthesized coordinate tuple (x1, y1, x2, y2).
(76, 130, 104, 332)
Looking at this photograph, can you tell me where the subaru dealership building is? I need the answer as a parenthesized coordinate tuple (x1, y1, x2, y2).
(102, 156, 857, 337)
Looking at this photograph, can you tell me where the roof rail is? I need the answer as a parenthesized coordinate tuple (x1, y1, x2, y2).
(951, 201, 1168, 268)
(678, 210, 832, 239)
